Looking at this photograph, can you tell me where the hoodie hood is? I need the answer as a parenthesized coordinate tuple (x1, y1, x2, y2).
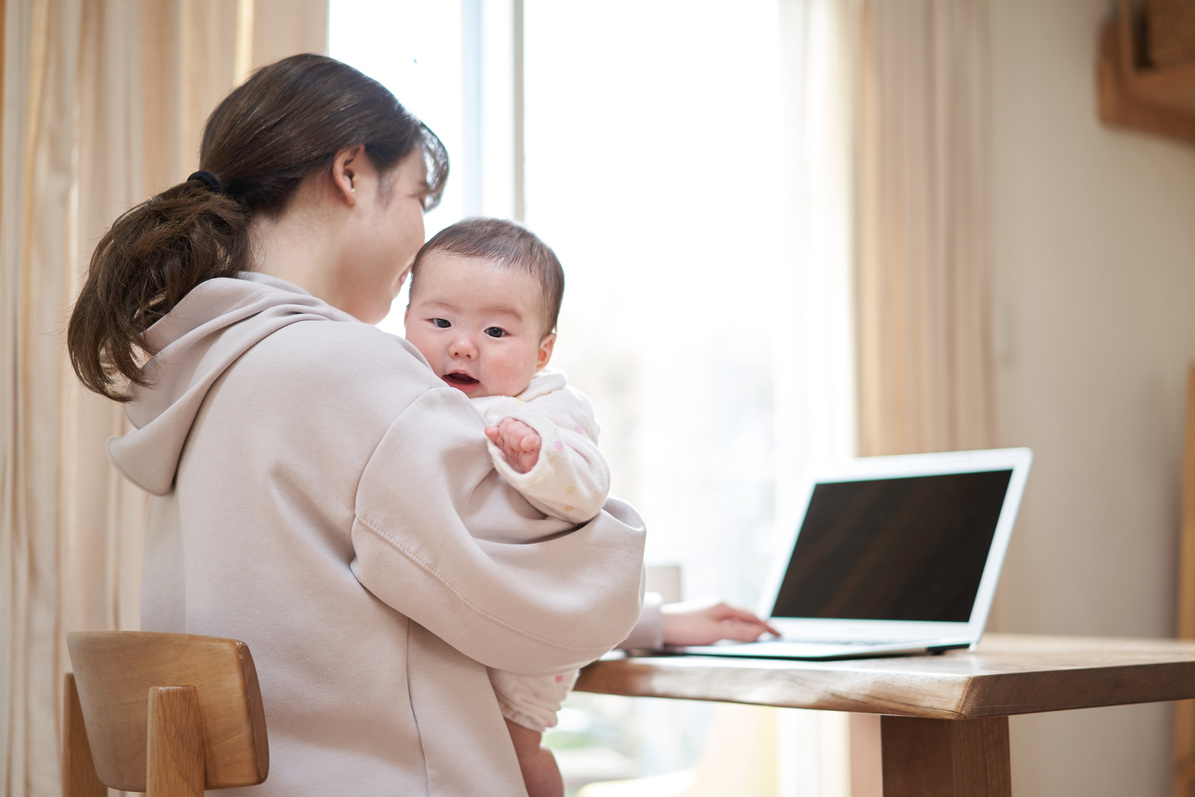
(108, 273, 357, 495)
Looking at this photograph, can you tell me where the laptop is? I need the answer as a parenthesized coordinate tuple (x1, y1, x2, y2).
(665, 447, 1033, 661)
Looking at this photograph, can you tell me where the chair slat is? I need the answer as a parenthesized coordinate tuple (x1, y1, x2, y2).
(146, 686, 205, 797)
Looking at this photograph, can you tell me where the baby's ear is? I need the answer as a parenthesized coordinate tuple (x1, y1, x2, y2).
(536, 332, 557, 371)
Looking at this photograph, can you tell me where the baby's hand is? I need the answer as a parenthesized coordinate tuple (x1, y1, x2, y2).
(485, 418, 542, 474)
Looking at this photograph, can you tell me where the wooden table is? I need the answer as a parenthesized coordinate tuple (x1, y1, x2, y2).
(574, 633, 1195, 796)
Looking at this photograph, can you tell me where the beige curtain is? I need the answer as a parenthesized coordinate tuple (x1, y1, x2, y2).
(721, 1, 993, 793)
(846, 2, 993, 794)
(0, 2, 326, 794)
(853, 0, 995, 459)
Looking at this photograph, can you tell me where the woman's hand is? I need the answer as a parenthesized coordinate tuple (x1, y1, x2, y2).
(485, 418, 542, 473)
(660, 597, 780, 647)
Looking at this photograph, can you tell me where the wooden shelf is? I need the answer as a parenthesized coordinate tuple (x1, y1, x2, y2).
(1174, 364, 1195, 797)
(1098, 0, 1195, 146)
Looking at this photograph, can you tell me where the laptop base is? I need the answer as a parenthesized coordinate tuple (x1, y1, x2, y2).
(660, 639, 971, 661)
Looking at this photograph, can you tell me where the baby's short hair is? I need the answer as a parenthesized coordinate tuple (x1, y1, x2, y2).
(410, 218, 564, 336)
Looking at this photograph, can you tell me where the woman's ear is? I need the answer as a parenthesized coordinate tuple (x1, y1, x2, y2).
(331, 144, 368, 206)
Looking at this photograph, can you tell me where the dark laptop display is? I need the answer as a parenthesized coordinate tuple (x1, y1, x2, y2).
(773, 470, 1013, 624)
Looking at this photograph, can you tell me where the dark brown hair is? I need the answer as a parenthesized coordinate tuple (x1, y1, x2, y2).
(67, 53, 449, 400)
(409, 218, 565, 336)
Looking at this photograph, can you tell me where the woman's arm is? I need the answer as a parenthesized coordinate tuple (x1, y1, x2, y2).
(619, 594, 780, 650)
(350, 384, 644, 677)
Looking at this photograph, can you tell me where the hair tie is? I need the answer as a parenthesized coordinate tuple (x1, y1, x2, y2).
(188, 170, 223, 192)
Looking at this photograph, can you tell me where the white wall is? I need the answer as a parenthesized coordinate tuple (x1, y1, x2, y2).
(989, 1, 1195, 794)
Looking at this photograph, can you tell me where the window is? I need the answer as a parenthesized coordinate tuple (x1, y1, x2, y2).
(331, 2, 854, 790)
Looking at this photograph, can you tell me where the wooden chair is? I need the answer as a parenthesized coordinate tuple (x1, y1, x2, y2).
(63, 631, 269, 796)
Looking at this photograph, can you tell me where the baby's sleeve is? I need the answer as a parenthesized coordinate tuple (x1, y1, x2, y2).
(477, 385, 610, 523)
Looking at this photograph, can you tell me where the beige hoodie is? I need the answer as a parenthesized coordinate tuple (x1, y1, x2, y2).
(108, 273, 646, 796)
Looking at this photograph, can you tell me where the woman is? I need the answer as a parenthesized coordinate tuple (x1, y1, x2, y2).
(67, 54, 646, 795)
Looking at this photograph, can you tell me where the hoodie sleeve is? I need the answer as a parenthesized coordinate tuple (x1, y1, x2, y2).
(350, 384, 646, 677)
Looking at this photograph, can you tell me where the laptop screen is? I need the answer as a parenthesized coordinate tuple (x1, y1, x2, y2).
(771, 469, 1014, 623)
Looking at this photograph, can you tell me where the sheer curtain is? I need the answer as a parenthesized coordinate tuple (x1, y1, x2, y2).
(0, 3, 325, 794)
(706, 0, 994, 792)
(773, 0, 857, 793)
(513, 0, 860, 792)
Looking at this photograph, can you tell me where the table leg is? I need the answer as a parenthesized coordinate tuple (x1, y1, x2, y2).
(880, 716, 1011, 797)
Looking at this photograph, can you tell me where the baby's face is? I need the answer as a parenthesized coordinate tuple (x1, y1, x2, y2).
(405, 251, 555, 398)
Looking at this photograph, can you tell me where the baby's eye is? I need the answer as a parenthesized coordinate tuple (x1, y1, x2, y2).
(484, 327, 507, 338)
(432, 318, 451, 329)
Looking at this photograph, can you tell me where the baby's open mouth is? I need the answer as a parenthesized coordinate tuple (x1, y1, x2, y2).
(443, 372, 479, 388)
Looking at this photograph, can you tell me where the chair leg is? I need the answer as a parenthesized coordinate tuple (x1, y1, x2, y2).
(62, 674, 106, 797)
(146, 686, 205, 797)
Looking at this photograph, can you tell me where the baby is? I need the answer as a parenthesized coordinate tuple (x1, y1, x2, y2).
(404, 217, 608, 797)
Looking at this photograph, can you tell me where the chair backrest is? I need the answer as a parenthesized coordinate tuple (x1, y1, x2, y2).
(64, 631, 269, 795)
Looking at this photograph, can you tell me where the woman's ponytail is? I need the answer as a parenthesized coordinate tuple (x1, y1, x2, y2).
(67, 179, 248, 400)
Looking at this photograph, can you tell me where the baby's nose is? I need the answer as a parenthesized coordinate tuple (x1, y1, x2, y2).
(450, 335, 477, 358)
